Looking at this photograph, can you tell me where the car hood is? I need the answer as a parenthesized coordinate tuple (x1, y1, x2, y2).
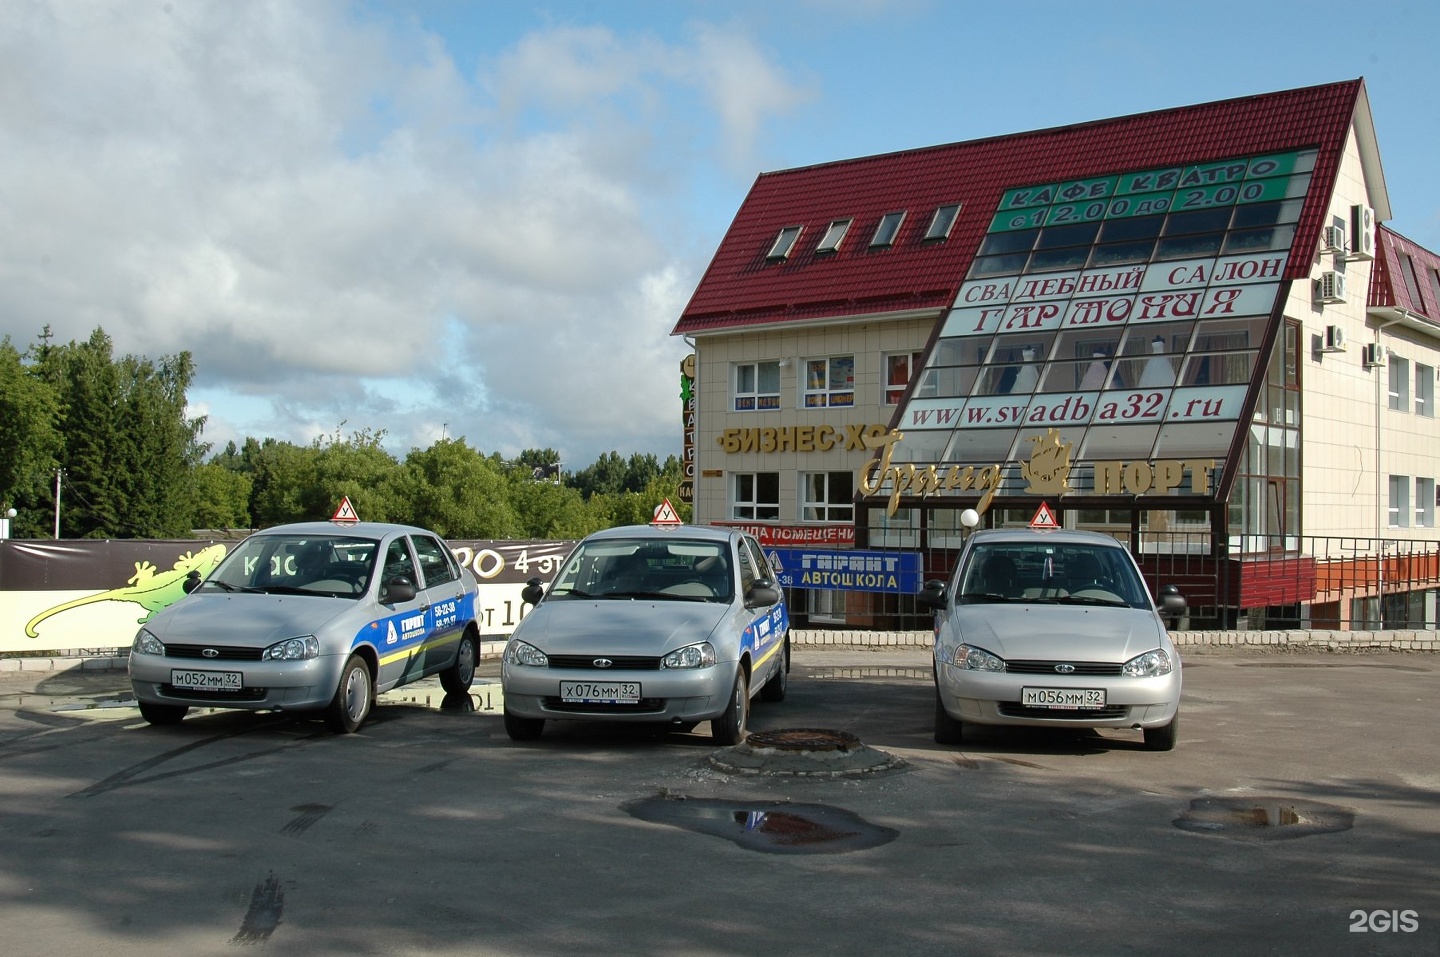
(513, 599, 729, 654)
(951, 603, 1169, 661)
(144, 593, 358, 647)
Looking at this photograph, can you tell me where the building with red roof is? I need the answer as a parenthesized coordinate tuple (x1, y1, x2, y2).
(673, 79, 1440, 630)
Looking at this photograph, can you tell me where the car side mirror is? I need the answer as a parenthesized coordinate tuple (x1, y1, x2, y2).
(745, 580, 783, 609)
(383, 576, 417, 604)
(1159, 584, 1186, 621)
(521, 577, 546, 606)
(917, 579, 948, 610)
(182, 569, 203, 594)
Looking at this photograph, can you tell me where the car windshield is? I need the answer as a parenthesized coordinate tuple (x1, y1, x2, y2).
(956, 542, 1150, 610)
(546, 538, 733, 603)
(202, 534, 380, 599)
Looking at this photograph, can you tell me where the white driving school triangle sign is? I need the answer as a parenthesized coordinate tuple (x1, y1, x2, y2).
(651, 498, 682, 526)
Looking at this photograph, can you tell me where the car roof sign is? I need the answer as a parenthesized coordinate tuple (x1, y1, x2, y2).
(1029, 502, 1059, 530)
(651, 498, 683, 527)
(331, 496, 360, 526)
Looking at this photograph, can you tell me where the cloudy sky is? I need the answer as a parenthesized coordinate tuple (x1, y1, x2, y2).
(3, 0, 1438, 470)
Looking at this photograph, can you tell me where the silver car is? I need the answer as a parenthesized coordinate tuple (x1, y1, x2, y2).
(920, 528, 1185, 751)
(500, 524, 790, 743)
(128, 521, 481, 733)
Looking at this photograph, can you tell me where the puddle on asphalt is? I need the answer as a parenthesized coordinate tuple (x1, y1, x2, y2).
(623, 795, 898, 854)
(1173, 796, 1355, 841)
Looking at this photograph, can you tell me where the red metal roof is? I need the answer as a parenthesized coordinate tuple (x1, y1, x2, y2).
(1372, 224, 1440, 322)
(674, 80, 1365, 335)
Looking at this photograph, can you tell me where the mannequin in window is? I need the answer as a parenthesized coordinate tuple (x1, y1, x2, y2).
(1139, 336, 1174, 388)
(1009, 346, 1039, 394)
(1079, 348, 1109, 390)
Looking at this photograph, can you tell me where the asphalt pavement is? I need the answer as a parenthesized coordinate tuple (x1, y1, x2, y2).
(0, 649, 1437, 957)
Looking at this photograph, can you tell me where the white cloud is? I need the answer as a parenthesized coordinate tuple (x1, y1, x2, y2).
(0, 1, 808, 467)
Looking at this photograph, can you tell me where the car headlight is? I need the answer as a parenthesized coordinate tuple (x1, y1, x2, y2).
(132, 629, 165, 656)
(263, 636, 320, 661)
(505, 640, 549, 667)
(950, 643, 1005, 672)
(661, 642, 716, 669)
(1122, 649, 1173, 678)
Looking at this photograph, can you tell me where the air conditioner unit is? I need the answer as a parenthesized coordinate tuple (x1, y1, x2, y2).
(1321, 224, 1346, 255)
(1314, 270, 1347, 304)
(1348, 204, 1376, 261)
(1322, 324, 1347, 352)
(1362, 342, 1388, 367)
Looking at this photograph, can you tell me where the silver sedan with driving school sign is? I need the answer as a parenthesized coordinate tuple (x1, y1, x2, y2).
(128, 521, 482, 733)
(920, 527, 1187, 751)
(500, 523, 790, 744)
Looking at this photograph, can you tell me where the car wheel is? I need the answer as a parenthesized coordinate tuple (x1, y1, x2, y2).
(504, 709, 545, 741)
(138, 701, 188, 725)
(324, 655, 373, 734)
(439, 632, 477, 694)
(711, 666, 748, 745)
(1143, 712, 1179, 751)
(933, 683, 964, 745)
(759, 637, 789, 703)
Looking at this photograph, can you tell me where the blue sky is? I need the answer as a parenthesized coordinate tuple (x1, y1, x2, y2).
(3, 0, 1437, 469)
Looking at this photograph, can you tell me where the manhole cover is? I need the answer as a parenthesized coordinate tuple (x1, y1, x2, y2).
(745, 728, 861, 752)
(1174, 796, 1355, 841)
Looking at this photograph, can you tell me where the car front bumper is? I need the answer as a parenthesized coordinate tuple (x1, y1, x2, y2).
(128, 652, 347, 712)
(501, 662, 737, 724)
(936, 664, 1181, 729)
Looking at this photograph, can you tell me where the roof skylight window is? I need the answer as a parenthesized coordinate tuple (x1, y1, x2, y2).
(767, 226, 803, 260)
(816, 219, 852, 253)
(924, 204, 961, 241)
(871, 211, 906, 247)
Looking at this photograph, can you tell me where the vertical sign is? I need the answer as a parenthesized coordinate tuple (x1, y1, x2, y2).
(679, 354, 696, 504)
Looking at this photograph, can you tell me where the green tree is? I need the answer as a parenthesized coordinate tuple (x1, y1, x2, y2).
(247, 439, 319, 527)
(310, 427, 403, 523)
(508, 473, 599, 539)
(0, 338, 62, 537)
(190, 462, 254, 531)
(389, 439, 520, 537)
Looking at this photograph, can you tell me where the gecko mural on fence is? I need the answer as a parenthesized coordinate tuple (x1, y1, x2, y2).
(23, 544, 229, 638)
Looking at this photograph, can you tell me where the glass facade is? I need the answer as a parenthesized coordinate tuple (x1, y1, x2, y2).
(889, 149, 1317, 506)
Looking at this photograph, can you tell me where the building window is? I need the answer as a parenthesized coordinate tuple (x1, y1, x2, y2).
(1416, 478, 1435, 528)
(731, 473, 779, 521)
(801, 471, 854, 522)
(803, 356, 855, 408)
(924, 204, 961, 241)
(733, 361, 781, 411)
(1388, 355, 1409, 411)
(1400, 254, 1425, 306)
(1388, 475, 1409, 528)
(766, 226, 803, 260)
(1417, 364, 1435, 418)
(816, 219, 852, 253)
(871, 211, 906, 248)
(883, 351, 925, 404)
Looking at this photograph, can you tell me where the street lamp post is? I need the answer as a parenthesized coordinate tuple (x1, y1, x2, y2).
(0, 507, 16, 540)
